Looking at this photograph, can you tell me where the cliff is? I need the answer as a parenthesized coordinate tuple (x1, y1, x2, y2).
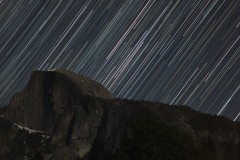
(0, 70, 240, 160)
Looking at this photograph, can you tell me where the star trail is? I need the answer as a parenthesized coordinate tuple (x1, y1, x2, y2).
(0, 0, 240, 120)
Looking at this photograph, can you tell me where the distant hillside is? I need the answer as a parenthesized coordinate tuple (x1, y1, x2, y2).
(0, 70, 240, 160)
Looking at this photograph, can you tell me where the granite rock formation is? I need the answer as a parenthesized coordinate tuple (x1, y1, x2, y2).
(0, 70, 240, 160)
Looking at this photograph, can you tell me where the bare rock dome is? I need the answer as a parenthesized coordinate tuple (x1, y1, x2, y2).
(3, 69, 113, 131)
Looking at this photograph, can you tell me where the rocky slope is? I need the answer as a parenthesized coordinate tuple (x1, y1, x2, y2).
(0, 70, 240, 160)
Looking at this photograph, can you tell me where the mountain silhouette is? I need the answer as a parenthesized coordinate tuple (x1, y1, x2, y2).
(0, 70, 240, 160)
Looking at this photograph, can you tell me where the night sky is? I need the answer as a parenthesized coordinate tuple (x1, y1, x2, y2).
(0, 0, 240, 120)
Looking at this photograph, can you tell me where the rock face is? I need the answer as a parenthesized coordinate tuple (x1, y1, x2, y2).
(0, 116, 49, 160)
(3, 69, 113, 131)
(1, 70, 131, 160)
(1, 70, 240, 160)
(1, 70, 123, 160)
